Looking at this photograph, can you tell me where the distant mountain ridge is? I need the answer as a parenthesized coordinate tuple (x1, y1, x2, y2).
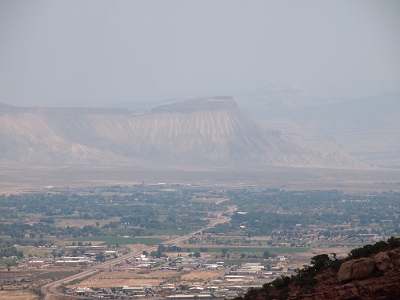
(0, 98, 365, 168)
(235, 88, 400, 167)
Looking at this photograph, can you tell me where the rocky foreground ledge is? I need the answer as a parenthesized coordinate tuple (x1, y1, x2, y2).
(307, 248, 400, 300)
(236, 238, 400, 300)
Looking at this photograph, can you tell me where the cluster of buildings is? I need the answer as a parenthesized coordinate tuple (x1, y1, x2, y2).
(17, 245, 120, 270)
(117, 255, 157, 270)
(64, 256, 293, 299)
(68, 284, 251, 299)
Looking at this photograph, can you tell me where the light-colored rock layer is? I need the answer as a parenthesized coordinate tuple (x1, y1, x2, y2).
(0, 99, 365, 168)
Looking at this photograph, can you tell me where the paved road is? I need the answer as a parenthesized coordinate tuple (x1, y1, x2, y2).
(42, 206, 236, 299)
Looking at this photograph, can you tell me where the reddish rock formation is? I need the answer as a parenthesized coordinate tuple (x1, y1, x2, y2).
(292, 248, 400, 300)
(337, 257, 376, 282)
(237, 244, 400, 300)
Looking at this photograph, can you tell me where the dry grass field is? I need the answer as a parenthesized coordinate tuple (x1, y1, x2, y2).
(192, 197, 229, 204)
(16, 246, 53, 257)
(180, 270, 226, 283)
(70, 270, 181, 288)
(69, 269, 227, 288)
(0, 290, 38, 300)
(57, 217, 120, 229)
(286, 246, 353, 269)
(1, 163, 400, 193)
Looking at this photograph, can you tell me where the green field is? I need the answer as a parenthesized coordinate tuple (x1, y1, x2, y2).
(0, 258, 16, 266)
(71, 237, 163, 245)
(33, 270, 77, 280)
(142, 228, 190, 235)
(104, 228, 190, 236)
(177, 247, 310, 253)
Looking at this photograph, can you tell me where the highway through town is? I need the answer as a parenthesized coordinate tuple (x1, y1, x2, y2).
(42, 206, 236, 299)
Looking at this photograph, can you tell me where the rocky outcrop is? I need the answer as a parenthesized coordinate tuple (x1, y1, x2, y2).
(337, 251, 395, 284)
(374, 252, 390, 271)
(294, 248, 400, 300)
(337, 257, 376, 282)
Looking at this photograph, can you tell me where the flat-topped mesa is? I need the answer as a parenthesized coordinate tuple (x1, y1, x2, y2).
(0, 98, 365, 168)
(151, 96, 237, 113)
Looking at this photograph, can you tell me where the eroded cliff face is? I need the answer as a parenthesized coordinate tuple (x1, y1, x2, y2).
(291, 249, 400, 300)
(0, 98, 365, 168)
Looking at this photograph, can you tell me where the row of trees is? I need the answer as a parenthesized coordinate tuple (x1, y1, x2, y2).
(0, 222, 102, 239)
(0, 191, 225, 245)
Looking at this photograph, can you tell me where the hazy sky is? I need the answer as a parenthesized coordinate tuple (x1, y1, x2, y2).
(1, 0, 400, 107)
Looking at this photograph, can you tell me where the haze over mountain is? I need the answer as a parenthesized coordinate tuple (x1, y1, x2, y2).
(235, 86, 400, 167)
(88, 84, 400, 168)
(0, 97, 365, 169)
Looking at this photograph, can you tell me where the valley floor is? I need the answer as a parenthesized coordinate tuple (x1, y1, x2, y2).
(1, 163, 399, 194)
